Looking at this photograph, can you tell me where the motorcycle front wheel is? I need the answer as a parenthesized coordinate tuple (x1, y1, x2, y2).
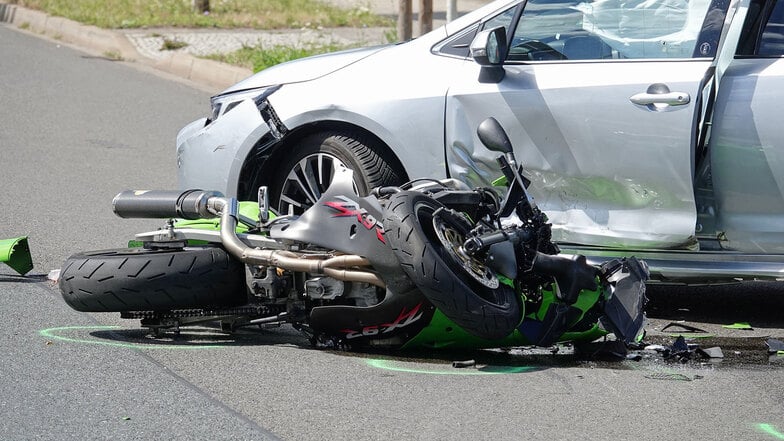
(383, 191, 522, 340)
(59, 246, 247, 312)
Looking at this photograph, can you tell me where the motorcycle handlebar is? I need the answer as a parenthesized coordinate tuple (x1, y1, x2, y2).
(112, 189, 223, 220)
(462, 227, 531, 256)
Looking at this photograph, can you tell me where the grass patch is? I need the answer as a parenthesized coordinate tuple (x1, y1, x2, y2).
(161, 37, 188, 50)
(12, 0, 391, 30)
(102, 50, 124, 60)
(204, 42, 351, 72)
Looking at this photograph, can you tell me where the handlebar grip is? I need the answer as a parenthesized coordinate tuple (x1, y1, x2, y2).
(112, 190, 223, 220)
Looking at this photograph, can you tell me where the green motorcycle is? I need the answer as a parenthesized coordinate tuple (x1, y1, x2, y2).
(58, 118, 647, 350)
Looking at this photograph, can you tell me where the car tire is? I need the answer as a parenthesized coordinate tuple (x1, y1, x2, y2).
(271, 131, 405, 214)
(383, 191, 522, 340)
(59, 247, 247, 312)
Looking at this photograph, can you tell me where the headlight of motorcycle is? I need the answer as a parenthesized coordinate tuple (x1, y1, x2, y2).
(207, 85, 281, 125)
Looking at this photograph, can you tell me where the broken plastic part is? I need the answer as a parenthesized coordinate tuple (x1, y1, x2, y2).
(766, 338, 784, 354)
(599, 257, 649, 344)
(452, 360, 476, 368)
(0, 236, 33, 275)
(696, 346, 724, 359)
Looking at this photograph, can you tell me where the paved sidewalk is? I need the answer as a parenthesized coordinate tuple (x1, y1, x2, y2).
(0, 0, 490, 91)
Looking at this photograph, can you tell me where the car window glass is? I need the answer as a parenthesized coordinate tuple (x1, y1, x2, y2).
(759, 0, 784, 56)
(481, 6, 518, 35)
(507, 0, 720, 61)
(435, 5, 518, 58)
(436, 24, 480, 57)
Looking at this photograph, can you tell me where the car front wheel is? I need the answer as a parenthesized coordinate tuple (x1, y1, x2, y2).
(272, 131, 405, 215)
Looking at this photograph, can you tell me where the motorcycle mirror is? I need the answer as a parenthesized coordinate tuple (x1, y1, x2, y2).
(477, 117, 514, 155)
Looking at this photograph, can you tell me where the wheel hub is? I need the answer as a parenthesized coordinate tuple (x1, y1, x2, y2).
(432, 215, 499, 289)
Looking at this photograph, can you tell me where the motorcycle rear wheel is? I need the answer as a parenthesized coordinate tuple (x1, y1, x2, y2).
(383, 191, 522, 340)
(59, 246, 246, 312)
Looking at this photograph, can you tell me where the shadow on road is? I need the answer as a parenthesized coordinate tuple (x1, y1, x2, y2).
(646, 281, 784, 327)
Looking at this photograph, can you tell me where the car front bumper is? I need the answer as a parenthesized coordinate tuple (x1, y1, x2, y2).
(176, 99, 271, 197)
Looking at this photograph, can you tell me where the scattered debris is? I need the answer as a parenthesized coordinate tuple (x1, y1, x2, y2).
(722, 322, 753, 330)
(47, 269, 60, 283)
(660, 322, 714, 338)
(766, 338, 784, 355)
(575, 339, 628, 360)
(696, 346, 724, 359)
(452, 360, 476, 368)
(644, 336, 723, 363)
(0, 236, 33, 275)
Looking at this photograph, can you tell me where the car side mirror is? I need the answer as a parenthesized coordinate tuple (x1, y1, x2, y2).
(470, 26, 508, 66)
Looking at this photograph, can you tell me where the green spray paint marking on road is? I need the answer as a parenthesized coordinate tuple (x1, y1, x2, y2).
(366, 359, 536, 375)
(39, 326, 223, 350)
(758, 423, 784, 439)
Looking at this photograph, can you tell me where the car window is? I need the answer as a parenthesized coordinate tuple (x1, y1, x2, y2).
(759, 0, 784, 56)
(481, 6, 519, 35)
(507, 0, 726, 61)
(435, 5, 519, 58)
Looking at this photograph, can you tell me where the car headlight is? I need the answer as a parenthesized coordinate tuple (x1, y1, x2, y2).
(207, 85, 281, 125)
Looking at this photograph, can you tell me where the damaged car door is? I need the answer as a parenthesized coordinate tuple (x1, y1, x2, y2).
(445, 0, 731, 250)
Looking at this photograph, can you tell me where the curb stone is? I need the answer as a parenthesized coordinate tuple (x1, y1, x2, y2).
(0, 3, 252, 91)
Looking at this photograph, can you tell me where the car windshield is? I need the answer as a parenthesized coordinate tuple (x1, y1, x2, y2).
(510, 0, 724, 60)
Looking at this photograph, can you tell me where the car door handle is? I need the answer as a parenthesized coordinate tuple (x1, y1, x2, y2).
(630, 91, 690, 106)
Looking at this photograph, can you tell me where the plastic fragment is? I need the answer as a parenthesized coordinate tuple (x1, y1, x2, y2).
(696, 346, 724, 359)
(452, 360, 476, 368)
(661, 322, 707, 334)
(0, 236, 33, 275)
(47, 269, 60, 283)
(766, 338, 784, 354)
(722, 322, 753, 330)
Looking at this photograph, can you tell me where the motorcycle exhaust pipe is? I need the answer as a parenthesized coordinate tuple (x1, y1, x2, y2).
(112, 190, 223, 220)
(213, 198, 387, 288)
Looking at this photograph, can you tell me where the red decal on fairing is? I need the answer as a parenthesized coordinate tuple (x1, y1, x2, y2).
(325, 196, 386, 244)
(340, 303, 425, 340)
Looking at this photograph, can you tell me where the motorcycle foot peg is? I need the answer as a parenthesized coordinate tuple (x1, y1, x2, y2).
(258, 186, 270, 224)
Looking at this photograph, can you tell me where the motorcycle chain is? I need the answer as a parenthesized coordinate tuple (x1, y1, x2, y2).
(120, 304, 286, 320)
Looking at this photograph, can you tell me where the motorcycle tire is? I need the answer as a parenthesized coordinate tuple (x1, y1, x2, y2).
(383, 191, 522, 340)
(59, 246, 246, 312)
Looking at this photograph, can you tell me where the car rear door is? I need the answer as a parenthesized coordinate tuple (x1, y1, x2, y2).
(445, 0, 733, 250)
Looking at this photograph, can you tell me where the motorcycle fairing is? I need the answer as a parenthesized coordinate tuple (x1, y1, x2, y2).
(308, 290, 437, 346)
(0, 236, 33, 276)
(270, 165, 432, 343)
(270, 165, 401, 272)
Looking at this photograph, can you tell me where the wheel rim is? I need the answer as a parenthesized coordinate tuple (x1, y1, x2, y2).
(420, 204, 500, 289)
(278, 152, 349, 215)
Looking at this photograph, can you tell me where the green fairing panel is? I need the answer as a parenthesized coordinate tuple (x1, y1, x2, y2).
(403, 283, 606, 350)
(174, 201, 271, 233)
(129, 202, 272, 247)
(0, 236, 33, 275)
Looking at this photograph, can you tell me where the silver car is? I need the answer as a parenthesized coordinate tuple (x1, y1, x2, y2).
(176, 0, 784, 283)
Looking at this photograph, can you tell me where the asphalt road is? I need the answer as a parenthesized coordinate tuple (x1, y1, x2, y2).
(2, 23, 784, 441)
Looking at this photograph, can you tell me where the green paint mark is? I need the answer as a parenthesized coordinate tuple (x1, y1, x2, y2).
(665, 333, 715, 339)
(722, 322, 753, 330)
(366, 358, 535, 375)
(39, 326, 222, 350)
(758, 423, 784, 439)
